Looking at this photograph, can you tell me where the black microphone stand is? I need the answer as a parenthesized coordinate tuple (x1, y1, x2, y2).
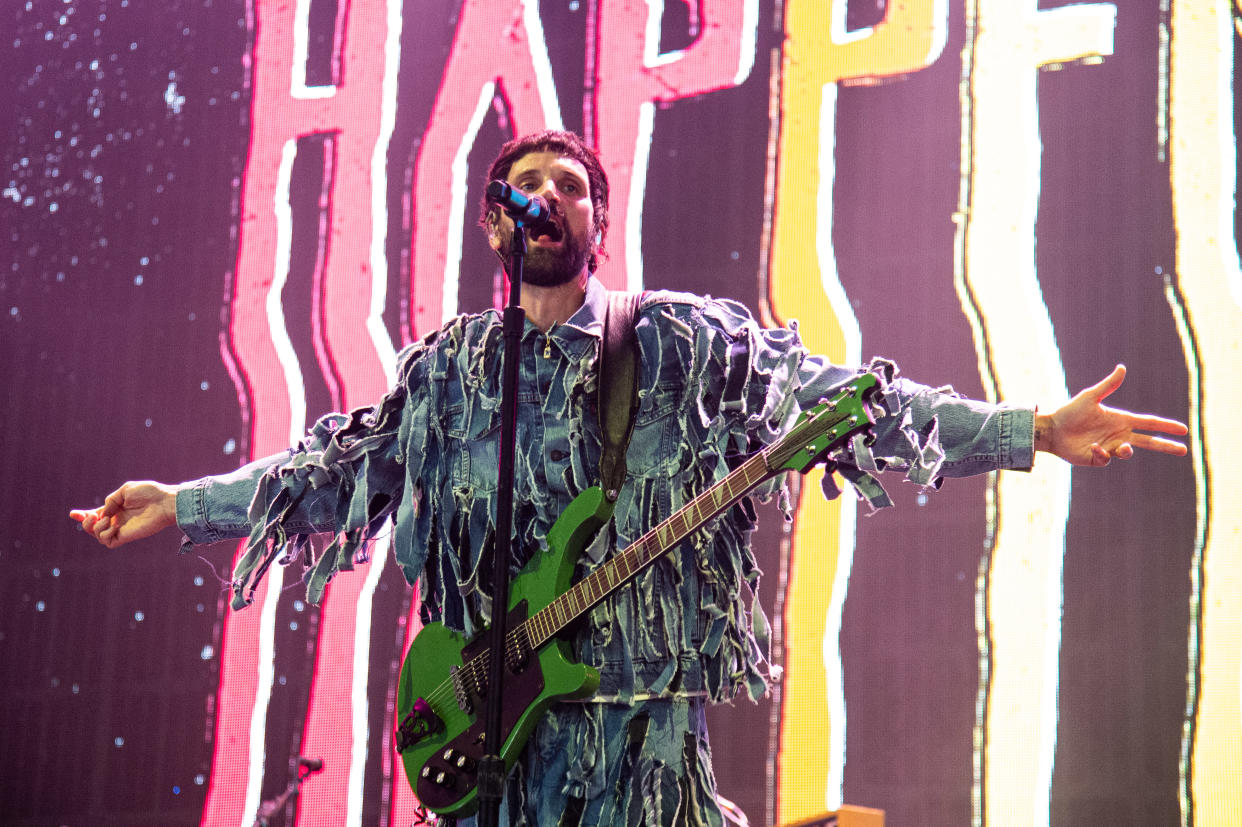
(475, 212, 532, 827)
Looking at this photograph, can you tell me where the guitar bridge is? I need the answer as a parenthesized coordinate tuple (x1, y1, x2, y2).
(394, 697, 443, 753)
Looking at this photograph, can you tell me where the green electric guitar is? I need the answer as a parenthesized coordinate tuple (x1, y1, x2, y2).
(393, 372, 881, 816)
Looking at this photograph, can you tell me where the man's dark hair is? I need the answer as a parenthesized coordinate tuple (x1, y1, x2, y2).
(481, 130, 609, 272)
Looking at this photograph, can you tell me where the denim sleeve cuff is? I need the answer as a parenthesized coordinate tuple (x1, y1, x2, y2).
(176, 476, 254, 548)
(1001, 406, 1036, 472)
(176, 479, 215, 546)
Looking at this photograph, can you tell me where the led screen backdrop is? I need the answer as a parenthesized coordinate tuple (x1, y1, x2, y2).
(2, 0, 1237, 825)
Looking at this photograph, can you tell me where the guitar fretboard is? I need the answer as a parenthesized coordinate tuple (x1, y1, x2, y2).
(523, 451, 772, 647)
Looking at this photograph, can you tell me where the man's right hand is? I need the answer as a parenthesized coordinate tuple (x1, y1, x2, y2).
(70, 481, 180, 548)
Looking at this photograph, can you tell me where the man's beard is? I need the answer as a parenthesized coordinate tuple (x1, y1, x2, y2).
(502, 222, 591, 287)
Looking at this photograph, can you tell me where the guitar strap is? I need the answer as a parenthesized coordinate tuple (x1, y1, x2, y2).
(597, 290, 644, 503)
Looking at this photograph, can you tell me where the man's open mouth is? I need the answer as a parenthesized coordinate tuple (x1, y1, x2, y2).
(532, 222, 563, 242)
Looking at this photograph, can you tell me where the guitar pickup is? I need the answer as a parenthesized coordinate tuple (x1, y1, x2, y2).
(449, 664, 476, 714)
(504, 634, 532, 672)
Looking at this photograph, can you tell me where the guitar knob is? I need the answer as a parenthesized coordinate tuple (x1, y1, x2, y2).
(435, 770, 455, 788)
(437, 747, 477, 771)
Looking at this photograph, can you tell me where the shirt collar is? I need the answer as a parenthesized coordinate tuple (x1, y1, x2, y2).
(544, 275, 607, 361)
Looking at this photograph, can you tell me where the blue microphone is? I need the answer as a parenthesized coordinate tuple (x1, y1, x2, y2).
(486, 180, 556, 233)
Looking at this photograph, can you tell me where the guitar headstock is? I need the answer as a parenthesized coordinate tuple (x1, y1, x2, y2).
(769, 373, 881, 474)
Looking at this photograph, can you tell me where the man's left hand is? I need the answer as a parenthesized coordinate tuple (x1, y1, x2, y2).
(1035, 365, 1188, 467)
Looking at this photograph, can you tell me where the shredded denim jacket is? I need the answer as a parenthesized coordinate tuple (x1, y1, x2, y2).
(176, 276, 1033, 821)
(178, 275, 1034, 703)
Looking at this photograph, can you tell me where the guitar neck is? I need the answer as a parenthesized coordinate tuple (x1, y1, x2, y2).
(527, 451, 775, 646)
(521, 373, 876, 650)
